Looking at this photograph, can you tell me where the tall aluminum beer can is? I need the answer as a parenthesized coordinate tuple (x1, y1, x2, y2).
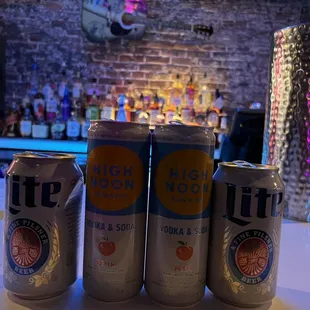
(207, 161, 285, 307)
(83, 121, 150, 302)
(145, 124, 215, 307)
(4, 152, 84, 299)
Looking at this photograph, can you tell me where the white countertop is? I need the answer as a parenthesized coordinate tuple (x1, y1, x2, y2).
(0, 180, 309, 310)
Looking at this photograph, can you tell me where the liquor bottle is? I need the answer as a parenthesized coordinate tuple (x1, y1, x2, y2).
(72, 71, 84, 100)
(21, 83, 31, 116)
(156, 101, 165, 124)
(170, 74, 183, 108)
(42, 78, 53, 101)
(20, 107, 33, 138)
(32, 115, 49, 139)
(213, 89, 223, 112)
(61, 87, 71, 122)
(165, 100, 176, 124)
(66, 106, 80, 141)
(138, 96, 149, 124)
(185, 75, 196, 108)
(116, 94, 127, 122)
(124, 97, 131, 122)
(149, 94, 160, 125)
(100, 89, 115, 120)
(4, 94, 20, 137)
(73, 98, 83, 122)
(86, 92, 99, 120)
(81, 116, 90, 140)
(135, 93, 144, 120)
(58, 70, 68, 100)
(173, 106, 183, 123)
(46, 89, 59, 123)
(127, 84, 135, 122)
(198, 73, 212, 112)
(51, 109, 66, 140)
(29, 62, 39, 97)
(33, 84, 45, 120)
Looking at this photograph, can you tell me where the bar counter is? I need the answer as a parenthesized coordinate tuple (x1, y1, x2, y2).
(0, 180, 309, 309)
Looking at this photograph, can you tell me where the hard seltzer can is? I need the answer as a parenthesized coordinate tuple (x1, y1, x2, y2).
(83, 121, 150, 302)
(207, 161, 285, 307)
(4, 152, 84, 299)
(145, 125, 215, 307)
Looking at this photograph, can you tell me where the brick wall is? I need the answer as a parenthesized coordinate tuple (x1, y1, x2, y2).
(0, 0, 303, 112)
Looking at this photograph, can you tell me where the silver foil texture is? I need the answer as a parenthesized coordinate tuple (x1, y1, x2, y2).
(263, 24, 310, 222)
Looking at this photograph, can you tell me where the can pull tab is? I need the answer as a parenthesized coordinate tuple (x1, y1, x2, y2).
(233, 160, 256, 168)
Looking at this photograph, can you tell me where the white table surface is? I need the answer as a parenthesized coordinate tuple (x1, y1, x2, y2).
(0, 180, 309, 310)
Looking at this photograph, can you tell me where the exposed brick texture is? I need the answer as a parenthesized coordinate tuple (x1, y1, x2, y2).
(0, 0, 304, 110)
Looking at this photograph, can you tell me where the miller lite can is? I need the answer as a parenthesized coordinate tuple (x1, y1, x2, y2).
(4, 152, 84, 299)
(207, 161, 285, 307)
(83, 121, 150, 302)
(145, 124, 215, 307)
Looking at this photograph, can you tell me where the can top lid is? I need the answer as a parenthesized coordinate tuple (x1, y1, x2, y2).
(156, 123, 214, 134)
(220, 161, 279, 171)
(14, 152, 76, 160)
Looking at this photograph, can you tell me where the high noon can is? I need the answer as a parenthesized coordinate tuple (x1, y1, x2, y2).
(83, 120, 150, 302)
(4, 152, 84, 299)
(207, 161, 285, 307)
(145, 124, 215, 307)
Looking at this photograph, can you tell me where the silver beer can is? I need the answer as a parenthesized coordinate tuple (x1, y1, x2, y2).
(4, 152, 84, 299)
(83, 121, 150, 302)
(145, 124, 215, 307)
(207, 161, 285, 307)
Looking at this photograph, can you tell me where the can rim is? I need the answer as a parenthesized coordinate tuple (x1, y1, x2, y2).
(219, 161, 279, 171)
(14, 152, 76, 160)
(156, 124, 214, 131)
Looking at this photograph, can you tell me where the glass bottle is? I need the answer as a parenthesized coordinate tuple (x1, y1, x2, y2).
(42, 78, 53, 101)
(116, 94, 127, 122)
(81, 116, 90, 140)
(198, 73, 212, 112)
(183, 75, 196, 124)
(51, 109, 66, 140)
(185, 75, 196, 108)
(61, 87, 71, 122)
(4, 94, 20, 137)
(100, 89, 115, 120)
(149, 93, 160, 125)
(66, 106, 81, 141)
(156, 101, 165, 124)
(32, 114, 49, 139)
(21, 83, 31, 116)
(86, 92, 99, 120)
(127, 84, 135, 122)
(33, 84, 45, 121)
(46, 90, 59, 123)
(135, 93, 144, 120)
(20, 107, 33, 138)
(58, 69, 68, 100)
(170, 74, 183, 108)
(72, 71, 84, 100)
(173, 106, 183, 123)
(138, 97, 149, 124)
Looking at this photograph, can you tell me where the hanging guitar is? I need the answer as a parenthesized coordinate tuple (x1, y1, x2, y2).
(82, 0, 213, 42)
